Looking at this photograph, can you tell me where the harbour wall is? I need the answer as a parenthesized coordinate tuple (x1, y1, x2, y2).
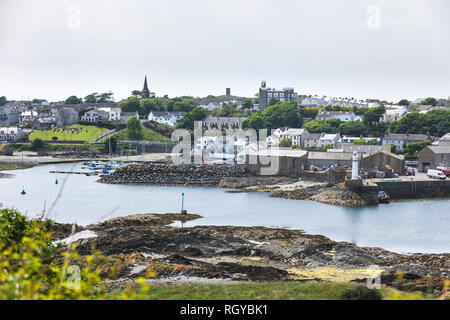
(348, 179, 450, 199)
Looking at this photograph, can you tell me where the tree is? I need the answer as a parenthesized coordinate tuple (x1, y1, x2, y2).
(404, 140, 431, 157)
(126, 116, 143, 140)
(279, 138, 292, 147)
(300, 108, 320, 119)
(176, 107, 208, 130)
(398, 99, 410, 106)
(0, 96, 7, 106)
(339, 120, 365, 136)
(97, 92, 114, 103)
(64, 96, 83, 105)
(140, 99, 165, 117)
(31, 138, 45, 150)
(166, 98, 197, 112)
(242, 99, 254, 109)
(118, 96, 141, 113)
(244, 101, 303, 131)
(420, 97, 438, 106)
(52, 136, 58, 141)
(363, 105, 387, 136)
(84, 93, 98, 103)
(389, 110, 450, 137)
(131, 90, 142, 98)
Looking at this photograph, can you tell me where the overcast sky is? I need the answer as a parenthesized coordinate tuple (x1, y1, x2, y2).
(0, 0, 449, 102)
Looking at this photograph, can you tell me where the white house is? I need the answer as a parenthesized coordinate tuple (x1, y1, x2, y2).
(381, 133, 431, 150)
(303, 133, 322, 148)
(266, 127, 310, 147)
(99, 107, 121, 122)
(316, 111, 359, 122)
(0, 127, 25, 142)
(318, 133, 340, 148)
(381, 105, 408, 123)
(19, 110, 39, 124)
(339, 136, 379, 144)
(81, 109, 109, 122)
(148, 111, 186, 127)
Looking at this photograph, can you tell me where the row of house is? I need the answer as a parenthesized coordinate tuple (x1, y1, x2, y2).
(316, 110, 363, 122)
(0, 127, 25, 143)
(299, 95, 379, 108)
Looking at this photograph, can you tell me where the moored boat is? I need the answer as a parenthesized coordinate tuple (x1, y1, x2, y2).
(378, 191, 390, 203)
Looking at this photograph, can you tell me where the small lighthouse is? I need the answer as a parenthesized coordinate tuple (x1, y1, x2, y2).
(352, 151, 359, 180)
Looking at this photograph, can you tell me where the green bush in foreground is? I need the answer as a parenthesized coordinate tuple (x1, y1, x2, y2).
(0, 208, 155, 300)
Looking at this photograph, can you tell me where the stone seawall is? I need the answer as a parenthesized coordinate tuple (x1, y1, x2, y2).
(98, 164, 248, 186)
(374, 180, 450, 199)
(347, 179, 450, 200)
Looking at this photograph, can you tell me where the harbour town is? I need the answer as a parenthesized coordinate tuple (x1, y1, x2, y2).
(1, 79, 449, 300)
(1, 1, 449, 303)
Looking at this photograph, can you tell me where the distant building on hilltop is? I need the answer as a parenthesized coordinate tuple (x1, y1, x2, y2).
(258, 81, 298, 110)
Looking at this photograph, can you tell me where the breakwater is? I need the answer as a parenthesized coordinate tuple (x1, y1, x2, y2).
(98, 163, 248, 186)
(347, 179, 450, 200)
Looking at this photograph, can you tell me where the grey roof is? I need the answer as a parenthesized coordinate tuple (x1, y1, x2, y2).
(308, 151, 354, 160)
(316, 111, 353, 118)
(304, 133, 322, 140)
(121, 112, 139, 117)
(427, 146, 450, 154)
(202, 117, 246, 124)
(362, 150, 405, 160)
(382, 133, 430, 141)
(249, 149, 307, 158)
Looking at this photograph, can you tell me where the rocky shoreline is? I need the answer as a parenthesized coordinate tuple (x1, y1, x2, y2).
(53, 213, 450, 297)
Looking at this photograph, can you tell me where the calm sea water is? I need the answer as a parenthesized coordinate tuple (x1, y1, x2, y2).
(0, 163, 449, 254)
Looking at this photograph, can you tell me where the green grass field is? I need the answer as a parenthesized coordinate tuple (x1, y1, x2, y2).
(29, 125, 108, 142)
(116, 282, 433, 300)
(111, 127, 169, 142)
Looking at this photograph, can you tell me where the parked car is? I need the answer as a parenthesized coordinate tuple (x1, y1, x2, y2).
(427, 169, 447, 180)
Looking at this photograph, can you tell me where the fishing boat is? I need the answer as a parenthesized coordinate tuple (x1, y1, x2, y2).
(378, 191, 390, 203)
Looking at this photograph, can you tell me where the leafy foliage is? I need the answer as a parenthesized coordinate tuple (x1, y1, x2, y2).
(420, 97, 438, 106)
(389, 110, 450, 137)
(404, 140, 432, 157)
(0, 96, 7, 106)
(64, 96, 83, 105)
(176, 107, 209, 130)
(339, 120, 365, 137)
(243, 102, 302, 131)
(279, 138, 292, 148)
(126, 116, 143, 140)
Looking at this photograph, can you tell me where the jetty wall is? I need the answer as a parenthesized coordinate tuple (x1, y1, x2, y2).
(348, 179, 450, 199)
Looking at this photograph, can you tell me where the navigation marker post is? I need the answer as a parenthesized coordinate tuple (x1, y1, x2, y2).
(181, 192, 187, 215)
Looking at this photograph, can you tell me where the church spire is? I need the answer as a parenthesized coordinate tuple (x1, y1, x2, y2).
(142, 75, 150, 98)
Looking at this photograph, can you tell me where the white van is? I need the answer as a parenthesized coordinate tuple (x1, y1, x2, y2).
(427, 169, 447, 180)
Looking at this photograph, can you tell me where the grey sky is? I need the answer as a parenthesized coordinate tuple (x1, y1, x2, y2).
(0, 0, 449, 102)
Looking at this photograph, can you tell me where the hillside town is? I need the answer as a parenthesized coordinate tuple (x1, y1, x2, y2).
(1, 78, 449, 180)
